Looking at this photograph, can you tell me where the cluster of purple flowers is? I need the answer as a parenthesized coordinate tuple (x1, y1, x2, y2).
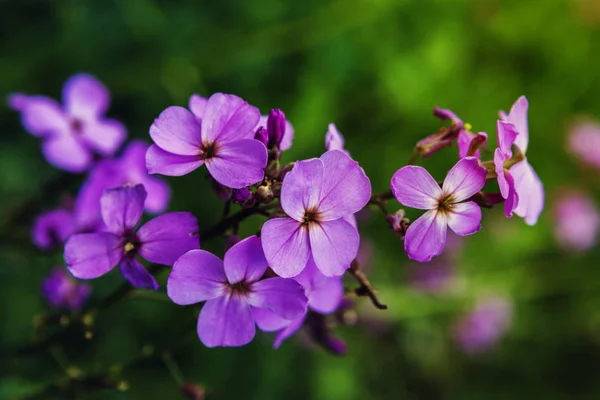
(10, 73, 544, 350)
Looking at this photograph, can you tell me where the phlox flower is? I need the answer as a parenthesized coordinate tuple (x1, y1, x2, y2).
(8, 74, 125, 172)
(42, 267, 91, 311)
(65, 184, 198, 290)
(499, 96, 544, 225)
(146, 93, 267, 188)
(167, 236, 307, 347)
(391, 157, 487, 262)
(261, 150, 371, 277)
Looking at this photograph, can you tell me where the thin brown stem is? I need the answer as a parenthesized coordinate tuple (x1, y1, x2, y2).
(347, 260, 388, 310)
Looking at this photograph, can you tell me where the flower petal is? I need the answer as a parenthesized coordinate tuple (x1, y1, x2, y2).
(252, 307, 293, 332)
(42, 135, 91, 172)
(15, 95, 68, 137)
(149, 106, 202, 156)
(502, 170, 519, 218)
(223, 236, 268, 284)
(145, 144, 203, 176)
(404, 209, 447, 262)
(261, 218, 310, 278)
(447, 202, 482, 236)
(256, 115, 295, 151)
(204, 139, 267, 188)
(167, 249, 227, 305)
(32, 209, 76, 250)
(73, 160, 119, 230)
(442, 157, 487, 202)
(137, 212, 199, 265)
(65, 233, 122, 279)
(63, 74, 109, 120)
(273, 317, 305, 349)
(189, 94, 207, 118)
(317, 150, 371, 220)
(325, 123, 347, 153)
(80, 118, 126, 156)
(496, 120, 518, 156)
(494, 148, 510, 199)
(293, 255, 343, 313)
(309, 218, 358, 277)
(201, 93, 260, 143)
(119, 257, 159, 290)
(511, 159, 544, 225)
(501, 96, 529, 153)
(197, 295, 255, 348)
(280, 158, 323, 221)
(248, 277, 308, 320)
(391, 166, 441, 209)
(100, 184, 146, 235)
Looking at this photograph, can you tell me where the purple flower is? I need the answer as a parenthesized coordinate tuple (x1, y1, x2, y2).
(453, 297, 512, 354)
(32, 209, 77, 250)
(554, 191, 600, 251)
(146, 93, 267, 188)
(75, 140, 170, 230)
(493, 120, 520, 217)
(8, 74, 126, 172)
(42, 267, 91, 311)
(500, 96, 544, 225)
(261, 150, 371, 277)
(568, 121, 600, 169)
(391, 157, 487, 262)
(409, 260, 455, 293)
(167, 236, 307, 347)
(65, 184, 198, 290)
(325, 123, 349, 155)
(433, 107, 487, 159)
(256, 113, 294, 151)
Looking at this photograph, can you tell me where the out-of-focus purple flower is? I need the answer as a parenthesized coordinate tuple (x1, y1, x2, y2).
(500, 96, 544, 225)
(75, 140, 170, 230)
(568, 121, 600, 169)
(65, 185, 198, 290)
(391, 157, 486, 262)
(8, 74, 126, 172)
(147, 93, 267, 188)
(453, 297, 512, 354)
(493, 120, 520, 217)
(167, 236, 307, 347)
(432, 107, 487, 159)
(32, 209, 77, 250)
(261, 150, 371, 277)
(554, 191, 600, 251)
(42, 267, 91, 310)
(410, 260, 455, 293)
(256, 113, 294, 151)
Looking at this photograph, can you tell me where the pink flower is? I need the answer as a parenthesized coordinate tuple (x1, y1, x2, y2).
(568, 121, 600, 169)
(554, 191, 600, 251)
(391, 157, 487, 262)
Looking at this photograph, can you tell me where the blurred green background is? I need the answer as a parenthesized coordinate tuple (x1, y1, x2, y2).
(2, 0, 600, 398)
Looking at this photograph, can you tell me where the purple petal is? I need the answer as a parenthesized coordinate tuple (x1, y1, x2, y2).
(280, 158, 324, 222)
(80, 118, 126, 156)
(7, 93, 29, 111)
(63, 74, 109, 120)
(42, 135, 91, 172)
(295, 257, 344, 314)
(149, 106, 202, 155)
(73, 160, 119, 230)
(168, 250, 227, 305)
(252, 307, 293, 332)
(189, 94, 208, 118)
(496, 120, 518, 156)
(205, 139, 267, 188)
(100, 184, 146, 235)
(274, 317, 305, 349)
(248, 277, 308, 320)
(137, 212, 199, 265)
(317, 150, 371, 220)
(119, 257, 159, 290)
(442, 157, 487, 202)
(261, 218, 310, 278)
(42, 268, 90, 310)
(500, 96, 529, 153)
(256, 115, 294, 151)
(309, 218, 358, 277)
(223, 236, 268, 284)
(447, 202, 482, 236)
(145, 144, 203, 176)
(138, 176, 170, 214)
(511, 159, 544, 225)
(65, 232, 123, 279)
(433, 106, 462, 124)
(197, 295, 255, 347)
(502, 171, 519, 218)
(325, 123, 347, 152)
(201, 93, 260, 144)
(15, 95, 68, 137)
(494, 148, 510, 198)
(404, 210, 447, 262)
(391, 166, 441, 209)
(32, 209, 76, 250)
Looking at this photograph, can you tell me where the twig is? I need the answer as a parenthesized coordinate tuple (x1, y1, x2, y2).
(348, 260, 388, 310)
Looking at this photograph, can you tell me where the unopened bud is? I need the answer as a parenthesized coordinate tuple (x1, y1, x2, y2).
(256, 185, 274, 203)
(181, 382, 206, 400)
(267, 109, 286, 148)
(254, 126, 268, 147)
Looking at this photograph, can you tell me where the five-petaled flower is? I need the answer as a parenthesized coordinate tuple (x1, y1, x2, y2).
(391, 157, 487, 262)
(261, 150, 371, 278)
(64, 184, 199, 290)
(146, 93, 268, 188)
(167, 236, 307, 347)
(8, 74, 126, 172)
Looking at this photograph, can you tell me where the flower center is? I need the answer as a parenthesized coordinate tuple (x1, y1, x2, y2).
(437, 193, 455, 215)
(303, 209, 320, 225)
(70, 118, 84, 134)
(229, 281, 251, 296)
(200, 142, 217, 160)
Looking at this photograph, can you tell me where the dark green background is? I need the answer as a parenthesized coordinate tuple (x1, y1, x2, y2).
(2, 0, 600, 398)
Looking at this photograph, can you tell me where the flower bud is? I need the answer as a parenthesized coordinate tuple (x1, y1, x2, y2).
(254, 126, 268, 147)
(232, 188, 255, 208)
(267, 108, 286, 148)
(256, 184, 274, 203)
(181, 382, 205, 400)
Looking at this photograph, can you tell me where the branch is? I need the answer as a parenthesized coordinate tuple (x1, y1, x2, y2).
(347, 260, 388, 310)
